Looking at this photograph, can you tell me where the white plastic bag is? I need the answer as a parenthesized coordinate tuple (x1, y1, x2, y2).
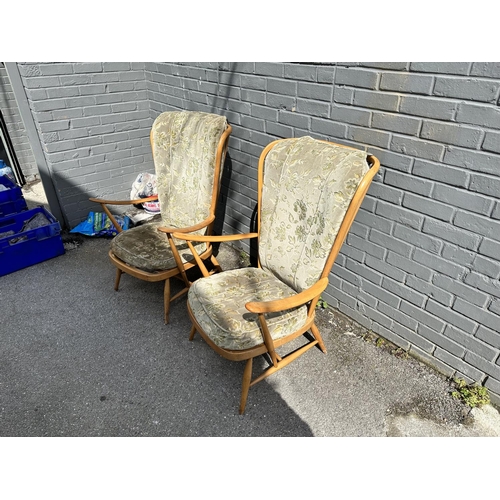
(130, 172, 157, 199)
(130, 173, 160, 213)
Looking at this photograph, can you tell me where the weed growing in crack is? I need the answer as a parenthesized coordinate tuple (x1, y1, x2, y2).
(316, 297, 329, 310)
(451, 378, 490, 408)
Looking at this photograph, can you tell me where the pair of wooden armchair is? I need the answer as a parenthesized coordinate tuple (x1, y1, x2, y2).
(91, 110, 380, 414)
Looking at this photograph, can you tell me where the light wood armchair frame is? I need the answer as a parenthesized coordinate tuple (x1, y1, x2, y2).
(90, 118, 232, 324)
(173, 138, 380, 413)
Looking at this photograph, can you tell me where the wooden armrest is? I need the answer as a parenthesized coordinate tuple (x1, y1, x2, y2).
(157, 215, 216, 235)
(89, 195, 158, 206)
(171, 232, 258, 243)
(245, 278, 329, 314)
(88, 195, 159, 234)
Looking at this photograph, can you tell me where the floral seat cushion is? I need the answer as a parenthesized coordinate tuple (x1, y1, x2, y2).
(111, 222, 207, 273)
(188, 267, 308, 350)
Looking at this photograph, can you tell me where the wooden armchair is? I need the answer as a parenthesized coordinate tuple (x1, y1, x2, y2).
(90, 110, 232, 324)
(172, 136, 380, 413)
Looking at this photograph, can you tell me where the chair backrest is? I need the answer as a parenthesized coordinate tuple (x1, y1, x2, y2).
(258, 136, 378, 292)
(152, 111, 229, 232)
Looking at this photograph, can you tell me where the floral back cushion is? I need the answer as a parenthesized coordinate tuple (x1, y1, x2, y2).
(259, 136, 369, 292)
(152, 111, 228, 233)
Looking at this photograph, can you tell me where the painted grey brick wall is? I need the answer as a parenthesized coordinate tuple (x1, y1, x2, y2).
(144, 62, 500, 405)
(16, 62, 153, 227)
(0, 63, 38, 179)
(7, 61, 500, 405)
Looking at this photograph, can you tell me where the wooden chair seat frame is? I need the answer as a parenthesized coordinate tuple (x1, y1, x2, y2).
(90, 119, 232, 324)
(173, 138, 380, 413)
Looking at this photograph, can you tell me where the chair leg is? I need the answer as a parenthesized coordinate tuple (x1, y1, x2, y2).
(239, 357, 253, 415)
(310, 323, 327, 353)
(114, 268, 123, 291)
(189, 325, 197, 341)
(164, 279, 170, 324)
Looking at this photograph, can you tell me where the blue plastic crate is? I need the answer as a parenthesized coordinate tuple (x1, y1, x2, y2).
(0, 175, 24, 202)
(0, 175, 28, 216)
(0, 207, 65, 277)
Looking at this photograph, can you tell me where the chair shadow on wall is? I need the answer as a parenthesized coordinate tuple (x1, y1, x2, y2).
(212, 152, 259, 269)
(212, 152, 232, 243)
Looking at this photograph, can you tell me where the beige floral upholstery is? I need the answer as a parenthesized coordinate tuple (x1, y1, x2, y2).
(188, 136, 369, 351)
(111, 111, 228, 272)
(189, 267, 308, 350)
(154, 111, 227, 230)
(259, 136, 369, 292)
(111, 222, 207, 272)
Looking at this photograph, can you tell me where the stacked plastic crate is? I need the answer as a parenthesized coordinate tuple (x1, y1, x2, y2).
(0, 164, 65, 276)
